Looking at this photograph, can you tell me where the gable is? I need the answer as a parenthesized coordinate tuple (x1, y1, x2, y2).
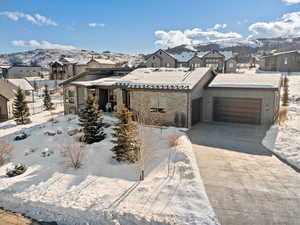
(148, 49, 176, 62)
(203, 51, 224, 59)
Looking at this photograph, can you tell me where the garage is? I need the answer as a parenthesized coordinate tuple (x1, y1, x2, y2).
(213, 97, 261, 124)
(204, 73, 282, 125)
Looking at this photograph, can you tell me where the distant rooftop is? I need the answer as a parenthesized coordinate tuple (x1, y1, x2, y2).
(7, 79, 34, 91)
(116, 67, 212, 90)
(170, 51, 234, 62)
(209, 73, 282, 89)
(71, 76, 122, 87)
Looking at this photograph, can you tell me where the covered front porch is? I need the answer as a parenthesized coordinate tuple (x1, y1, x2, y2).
(71, 76, 122, 113)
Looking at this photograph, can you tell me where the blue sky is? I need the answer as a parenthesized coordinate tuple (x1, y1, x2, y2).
(0, 0, 300, 54)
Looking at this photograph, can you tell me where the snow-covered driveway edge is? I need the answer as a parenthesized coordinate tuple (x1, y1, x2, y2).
(262, 125, 300, 171)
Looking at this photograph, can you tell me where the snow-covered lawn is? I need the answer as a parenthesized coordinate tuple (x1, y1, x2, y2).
(263, 75, 300, 169)
(0, 110, 218, 225)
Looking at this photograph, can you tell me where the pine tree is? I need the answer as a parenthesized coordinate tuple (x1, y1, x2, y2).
(79, 96, 106, 144)
(111, 105, 140, 163)
(13, 87, 31, 125)
(43, 84, 54, 110)
(282, 75, 289, 106)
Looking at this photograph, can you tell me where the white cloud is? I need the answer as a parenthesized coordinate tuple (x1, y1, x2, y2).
(11, 40, 76, 50)
(248, 11, 300, 39)
(283, 0, 300, 5)
(88, 23, 105, 28)
(0, 11, 57, 25)
(154, 24, 242, 48)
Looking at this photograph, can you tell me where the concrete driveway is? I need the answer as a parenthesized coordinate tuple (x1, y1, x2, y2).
(188, 122, 300, 225)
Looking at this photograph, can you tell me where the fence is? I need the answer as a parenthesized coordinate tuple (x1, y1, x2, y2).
(28, 101, 64, 115)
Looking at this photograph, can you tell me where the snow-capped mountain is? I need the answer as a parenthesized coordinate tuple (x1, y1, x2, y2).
(0, 49, 143, 68)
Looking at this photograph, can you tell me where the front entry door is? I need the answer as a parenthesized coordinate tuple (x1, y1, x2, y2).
(98, 89, 108, 111)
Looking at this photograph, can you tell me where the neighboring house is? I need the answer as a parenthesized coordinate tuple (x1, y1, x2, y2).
(2, 66, 43, 79)
(50, 57, 116, 80)
(60, 67, 132, 114)
(145, 49, 237, 73)
(0, 79, 16, 121)
(259, 50, 300, 72)
(7, 79, 34, 102)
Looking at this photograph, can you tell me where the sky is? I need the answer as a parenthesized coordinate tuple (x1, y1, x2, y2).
(0, 0, 300, 55)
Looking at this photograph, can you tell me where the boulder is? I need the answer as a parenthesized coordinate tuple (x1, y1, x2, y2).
(14, 132, 28, 141)
(67, 128, 79, 136)
(44, 131, 56, 136)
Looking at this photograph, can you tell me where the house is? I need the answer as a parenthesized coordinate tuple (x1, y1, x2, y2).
(2, 66, 43, 79)
(115, 68, 217, 128)
(115, 69, 281, 128)
(50, 57, 117, 80)
(60, 67, 132, 114)
(0, 79, 16, 121)
(259, 50, 300, 72)
(61, 66, 281, 128)
(145, 49, 237, 73)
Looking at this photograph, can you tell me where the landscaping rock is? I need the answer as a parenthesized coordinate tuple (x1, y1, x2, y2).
(67, 128, 79, 136)
(44, 131, 56, 136)
(14, 132, 28, 141)
(6, 164, 27, 177)
(56, 129, 63, 135)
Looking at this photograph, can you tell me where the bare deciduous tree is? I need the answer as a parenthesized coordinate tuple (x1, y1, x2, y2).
(133, 100, 164, 181)
(61, 141, 86, 169)
(0, 140, 12, 166)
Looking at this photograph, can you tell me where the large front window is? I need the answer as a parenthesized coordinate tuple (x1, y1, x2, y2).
(150, 94, 167, 113)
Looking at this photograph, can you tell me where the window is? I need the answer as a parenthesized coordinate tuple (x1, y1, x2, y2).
(284, 57, 288, 65)
(166, 63, 170, 67)
(229, 63, 234, 68)
(149, 94, 167, 113)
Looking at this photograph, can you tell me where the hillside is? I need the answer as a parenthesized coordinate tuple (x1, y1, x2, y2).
(164, 37, 300, 55)
(0, 49, 143, 68)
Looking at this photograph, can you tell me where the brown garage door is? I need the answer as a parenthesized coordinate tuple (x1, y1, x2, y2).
(213, 97, 261, 124)
(192, 97, 202, 125)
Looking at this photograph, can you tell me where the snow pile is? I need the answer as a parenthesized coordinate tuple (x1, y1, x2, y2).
(262, 75, 300, 169)
(0, 112, 218, 225)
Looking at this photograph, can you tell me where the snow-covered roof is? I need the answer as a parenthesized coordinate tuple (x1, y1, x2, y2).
(170, 51, 234, 62)
(7, 79, 34, 91)
(93, 58, 116, 65)
(116, 67, 212, 90)
(71, 76, 123, 87)
(261, 50, 300, 58)
(209, 73, 282, 89)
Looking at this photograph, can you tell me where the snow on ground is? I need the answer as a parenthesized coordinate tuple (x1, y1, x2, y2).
(0, 111, 218, 225)
(263, 74, 300, 169)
